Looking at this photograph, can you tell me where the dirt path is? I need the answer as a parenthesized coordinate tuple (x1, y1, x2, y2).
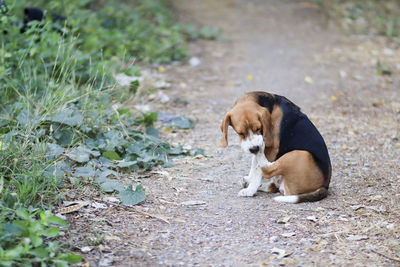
(73, 1, 400, 266)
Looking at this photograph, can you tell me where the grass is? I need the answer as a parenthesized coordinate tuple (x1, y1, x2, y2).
(317, 0, 400, 38)
(0, 0, 219, 265)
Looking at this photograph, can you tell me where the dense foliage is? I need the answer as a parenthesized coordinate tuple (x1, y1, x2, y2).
(0, 0, 215, 265)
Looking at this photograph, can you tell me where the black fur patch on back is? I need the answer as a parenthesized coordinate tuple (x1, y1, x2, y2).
(275, 95, 331, 183)
(252, 91, 276, 113)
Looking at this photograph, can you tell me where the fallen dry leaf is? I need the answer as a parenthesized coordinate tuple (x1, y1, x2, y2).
(80, 246, 92, 253)
(304, 76, 314, 84)
(57, 201, 90, 214)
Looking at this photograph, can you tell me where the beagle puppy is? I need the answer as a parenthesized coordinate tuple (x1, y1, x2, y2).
(220, 91, 331, 203)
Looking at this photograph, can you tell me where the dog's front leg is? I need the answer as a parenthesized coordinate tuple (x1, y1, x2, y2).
(238, 146, 274, 197)
(238, 152, 270, 197)
(238, 162, 262, 197)
(240, 155, 257, 188)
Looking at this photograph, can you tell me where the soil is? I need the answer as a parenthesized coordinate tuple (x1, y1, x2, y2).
(66, 0, 400, 266)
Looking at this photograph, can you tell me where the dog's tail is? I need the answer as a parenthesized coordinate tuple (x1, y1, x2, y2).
(273, 187, 328, 204)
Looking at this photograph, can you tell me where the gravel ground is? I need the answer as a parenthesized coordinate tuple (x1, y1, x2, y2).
(66, 0, 400, 266)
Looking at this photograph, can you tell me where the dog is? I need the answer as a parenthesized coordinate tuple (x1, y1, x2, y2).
(220, 91, 331, 203)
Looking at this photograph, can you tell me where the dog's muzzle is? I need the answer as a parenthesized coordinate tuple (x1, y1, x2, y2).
(241, 131, 264, 154)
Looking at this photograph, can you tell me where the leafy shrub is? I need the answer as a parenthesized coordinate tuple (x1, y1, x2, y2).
(0, 0, 213, 264)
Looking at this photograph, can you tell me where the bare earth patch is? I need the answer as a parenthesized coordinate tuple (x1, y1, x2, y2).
(65, 0, 400, 266)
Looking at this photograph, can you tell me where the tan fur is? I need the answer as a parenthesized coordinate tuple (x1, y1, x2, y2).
(220, 100, 274, 147)
(259, 150, 325, 195)
(264, 106, 282, 161)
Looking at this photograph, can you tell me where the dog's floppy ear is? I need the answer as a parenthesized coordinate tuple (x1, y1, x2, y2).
(260, 108, 273, 147)
(220, 112, 231, 147)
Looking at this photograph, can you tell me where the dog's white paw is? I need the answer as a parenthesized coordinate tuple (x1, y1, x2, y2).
(238, 188, 256, 197)
(240, 176, 249, 188)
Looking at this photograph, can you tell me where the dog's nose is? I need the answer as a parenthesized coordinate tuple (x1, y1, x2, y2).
(249, 146, 259, 154)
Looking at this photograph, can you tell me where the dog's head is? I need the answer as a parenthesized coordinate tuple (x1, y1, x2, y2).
(220, 101, 273, 154)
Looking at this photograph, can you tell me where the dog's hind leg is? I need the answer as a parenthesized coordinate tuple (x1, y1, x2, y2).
(258, 175, 282, 193)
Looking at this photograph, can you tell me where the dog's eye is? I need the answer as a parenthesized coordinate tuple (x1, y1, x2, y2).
(238, 133, 245, 137)
(256, 128, 261, 133)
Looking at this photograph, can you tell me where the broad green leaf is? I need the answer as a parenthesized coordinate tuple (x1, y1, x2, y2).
(43, 227, 59, 238)
(104, 130, 121, 140)
(119, 184, 145, 206)
(2, 223, 23, 235)
(29, 247, 49, 258)
(47, 215, 68, 227)
(43, 165, 64, 180)
(54, 127, 74, 146)
(68, 146, 91, 163)
(16, 109, 38, 126)
(103, 130, 128, 150)
(4, 246, 24, 259)
(30, 221, 43, 233)
(145, 126, 159, 138)
(116, 161, 138, 168)
(0, 261, 12, 267)
(89, 150, 101, 157)
(16, 208, 30, 220)
(51, 160, 72, 174)
(100, 179, 125, 193)
(98, 156, 113, 167)
(102, 150, 121, 160)
(95, 169, 119, 182)
(45, 143, 64, 158)
(140, 155, 159, 163)
(171, 115, 194, 129)
(126, 143, 143, 154)
(59, 254, 83, 264)
(117, 108, 131, 116)
(50, 108, 83, 126)
(74, 166, 95, 178)
(31, 235, 43, 247)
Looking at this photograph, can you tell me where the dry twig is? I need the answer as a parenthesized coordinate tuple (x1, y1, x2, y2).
(371, 249, 400, 263)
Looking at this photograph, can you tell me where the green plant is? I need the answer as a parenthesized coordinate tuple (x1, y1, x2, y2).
(0, 206, 82, 266)
(377, 60, 393, 75)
